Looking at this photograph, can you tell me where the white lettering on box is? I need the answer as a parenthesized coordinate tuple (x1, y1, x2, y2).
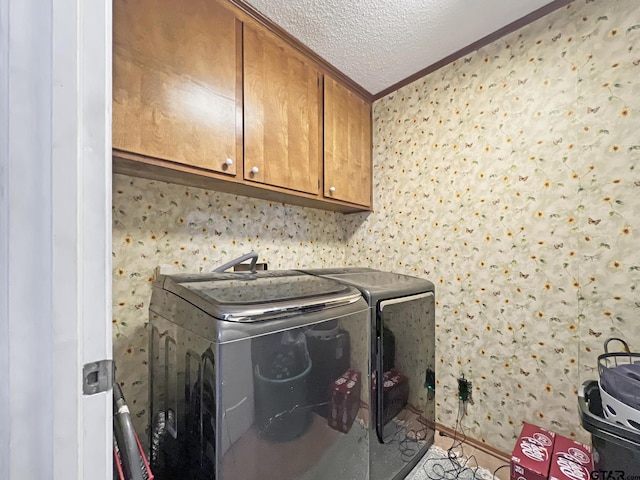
(533, 432, 553, 446)
(521, 441, 549, 462)
(567, 447, 590, 465)
(557, 457, 589, 480)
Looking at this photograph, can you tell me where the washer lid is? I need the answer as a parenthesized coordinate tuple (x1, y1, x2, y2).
(160, 270, 362, 322)
(300, 267, 435, 302)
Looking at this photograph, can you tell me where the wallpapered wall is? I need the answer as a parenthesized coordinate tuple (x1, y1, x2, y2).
(344, 0, 640, 451)
(113, 0, 640, 454)
(112, 174, 348, 432)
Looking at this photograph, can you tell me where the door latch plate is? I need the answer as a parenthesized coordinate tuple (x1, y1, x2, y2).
(82, 359, 114, 395)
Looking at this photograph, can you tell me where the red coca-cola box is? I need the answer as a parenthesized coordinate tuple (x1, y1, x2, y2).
(328, 369, 361, 433)
(549, 435, 593, 480)
(511, 423, 556, 480)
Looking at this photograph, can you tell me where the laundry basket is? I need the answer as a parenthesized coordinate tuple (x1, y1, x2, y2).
(579, 380, 640, 473)
(598, 338, 640, 431)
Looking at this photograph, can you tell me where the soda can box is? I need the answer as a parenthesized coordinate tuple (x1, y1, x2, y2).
(328, 369, 361, 433)
(549, 435, 592, 480)
(511, 423, 556, 480)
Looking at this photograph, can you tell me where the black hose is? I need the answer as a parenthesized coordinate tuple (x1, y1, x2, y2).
(113, 383, 145, 480)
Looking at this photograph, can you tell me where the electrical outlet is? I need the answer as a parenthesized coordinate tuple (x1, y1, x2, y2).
(424, 367, 435, 391)
(457, 375, 472, 403)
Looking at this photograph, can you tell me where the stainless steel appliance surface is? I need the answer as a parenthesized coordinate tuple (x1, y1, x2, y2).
(301, 268, 436, 480)
(148, 270, 371, 480)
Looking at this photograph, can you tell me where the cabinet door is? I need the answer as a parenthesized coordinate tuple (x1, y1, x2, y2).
(113, 0, 241, 176)
(243, 23, 321, 195)
(324, 76, 372, 207)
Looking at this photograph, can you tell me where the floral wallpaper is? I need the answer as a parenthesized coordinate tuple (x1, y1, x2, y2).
(344, 0, 640, 453)
(112, 174, 348, 434)
(113, 0, 640, 457)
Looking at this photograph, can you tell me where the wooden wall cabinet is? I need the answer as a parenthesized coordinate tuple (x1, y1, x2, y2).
(112, 0, 372, 213)
(112, 0, 242, 177)
(324, 76, 372, 208)
(243, 24, 322, 195)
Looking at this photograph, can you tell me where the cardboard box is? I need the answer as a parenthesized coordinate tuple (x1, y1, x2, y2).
(549, 435, 593, 480)
(511, 423, 556, 480)
(328, 369, 361, 433)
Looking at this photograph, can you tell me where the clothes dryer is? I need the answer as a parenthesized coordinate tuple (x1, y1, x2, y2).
(301, 268, 436, 480)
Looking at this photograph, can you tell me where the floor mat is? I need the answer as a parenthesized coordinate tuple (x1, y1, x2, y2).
(406, 445, 496, 480)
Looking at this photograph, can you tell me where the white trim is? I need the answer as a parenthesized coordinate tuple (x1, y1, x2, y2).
(1, 0, 112, 477)
(78, 0, 113, 475)
(0, 0, 10, 477)
(2, 0, 55, 477)
(52, 0, 81, 475)
(52, 0, 113, 477)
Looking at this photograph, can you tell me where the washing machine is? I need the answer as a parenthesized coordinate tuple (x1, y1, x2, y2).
(148, 270, 371, 480)
(301, 268, 436, 480)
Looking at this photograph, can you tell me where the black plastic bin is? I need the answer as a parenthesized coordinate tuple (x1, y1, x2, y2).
(252, 331, 313, 441)
(579, 380, 640, 474)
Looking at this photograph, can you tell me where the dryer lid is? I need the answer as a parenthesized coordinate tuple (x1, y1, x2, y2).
(160, 270, 363, 322)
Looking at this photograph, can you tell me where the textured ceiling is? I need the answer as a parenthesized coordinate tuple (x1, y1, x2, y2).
(243, 0, 559, 95)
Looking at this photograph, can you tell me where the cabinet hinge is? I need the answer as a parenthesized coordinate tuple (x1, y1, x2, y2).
(83, 359, 114, 395)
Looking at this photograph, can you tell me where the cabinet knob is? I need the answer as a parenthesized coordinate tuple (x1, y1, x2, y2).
(225, 158, 233, 166)
(329, 186, 336, 194)
(251, 166, 259, 174)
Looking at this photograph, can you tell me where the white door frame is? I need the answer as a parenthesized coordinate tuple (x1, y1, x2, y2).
(0, 0, 112, 478)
